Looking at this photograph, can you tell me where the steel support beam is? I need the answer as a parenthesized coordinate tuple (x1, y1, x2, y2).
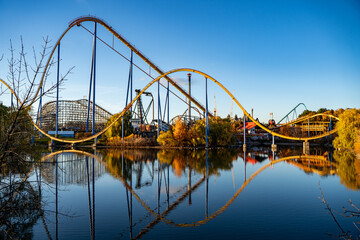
(56, 43, 60, 137)
(92, 23, 97, 138)
(205, 77, 209, 148)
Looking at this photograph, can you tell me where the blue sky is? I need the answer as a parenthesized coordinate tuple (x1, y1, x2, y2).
(0, 0, 359, 122)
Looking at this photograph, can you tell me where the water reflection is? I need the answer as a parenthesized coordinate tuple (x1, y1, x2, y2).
(334, 150, 360, 190)
(1, 146, 359, 239)
(0, 155, 42, 239)
(41, 151, 106, 185)
(0, 172, 41, 239)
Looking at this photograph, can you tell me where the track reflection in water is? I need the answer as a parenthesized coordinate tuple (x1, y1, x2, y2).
(30, 147, 358, 240)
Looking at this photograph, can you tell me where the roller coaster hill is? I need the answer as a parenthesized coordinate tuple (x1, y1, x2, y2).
(0, 16, 339, 145)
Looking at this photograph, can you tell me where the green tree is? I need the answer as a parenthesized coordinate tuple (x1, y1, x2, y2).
(333, 109, 360, 149)
(298, 110, 315, 118)
(105, 111, 133, 138)
(157, 128, 177, 146)
(209, 117, 234, 146)
(316, 108, 328, 114)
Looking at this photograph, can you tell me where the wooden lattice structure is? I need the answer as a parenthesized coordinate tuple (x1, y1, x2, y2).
(39, 99, 112, 133)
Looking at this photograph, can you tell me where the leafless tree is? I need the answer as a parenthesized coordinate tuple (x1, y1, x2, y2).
(0, 36, 73, 164)
(0, 37, 73, 238)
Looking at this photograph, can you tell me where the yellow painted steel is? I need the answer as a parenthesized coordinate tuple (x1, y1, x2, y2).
(0, 16, 338, 143)
(281, 113, 339, 126)
(0, 78, 17, 98)
(129, 68, 338, 142)
(8, 15, 337, 143)
(1, 67, 339, 143)
(30, 16, 210, 117)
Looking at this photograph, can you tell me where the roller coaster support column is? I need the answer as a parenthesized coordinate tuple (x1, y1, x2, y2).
(86, 37, 95, 133)
(307, 118, 310, 137)
(303, 140, 310, 155)
(188, 73, 191, 122)
(55, 43, 60, 139)
(157, 77, 161, 138)
(39, 87, 43, 133)
(205, 77, 209, 148)
(243, 114, 246, 151)
(329, 117, 332, 138)
(167, 81, 169, 124)
(122, 50, 133, 140)
(10, 93, 13, 109)
(92, 22, 97, 145)
(271, 135, 277, 152)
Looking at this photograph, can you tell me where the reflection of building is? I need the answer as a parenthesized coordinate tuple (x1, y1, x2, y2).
(41, 152, 106, 186)
(246, 152, 268, 165)
(286, 156, 337, 176)
(39, 99, 112, 133)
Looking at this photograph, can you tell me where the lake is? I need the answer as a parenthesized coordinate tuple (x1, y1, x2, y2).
(2, 146, 359, 239)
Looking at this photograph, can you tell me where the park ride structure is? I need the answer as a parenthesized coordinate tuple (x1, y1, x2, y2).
(0, 15, 339, 145)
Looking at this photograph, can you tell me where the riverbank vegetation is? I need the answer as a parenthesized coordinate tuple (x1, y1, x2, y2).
(333, 108, 360, 150)
(104, 111, 133, 139)
(157, 117, 235, 147)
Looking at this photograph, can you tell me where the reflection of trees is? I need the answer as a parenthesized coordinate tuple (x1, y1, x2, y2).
(101, 148, 238, 180)
(334, 150, 360, 190)
(158, 149, 237, 177)
(0, 173, 41, 239)
(100, 149, 158, 181)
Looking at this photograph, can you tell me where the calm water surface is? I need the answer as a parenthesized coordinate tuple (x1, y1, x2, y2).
(2, 147, 360, 239)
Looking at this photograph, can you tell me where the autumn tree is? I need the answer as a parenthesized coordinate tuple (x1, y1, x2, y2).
(333, 108, 360, 149)
(188, 119, 206, 146)
(172, 117, 188, 144)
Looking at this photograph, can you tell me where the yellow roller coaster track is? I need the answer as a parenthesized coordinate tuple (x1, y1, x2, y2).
(30, 16, 209, 117)
(0, 16, 338, 143)
(1, 67, 339, 143)
(280, 113, 339, 126)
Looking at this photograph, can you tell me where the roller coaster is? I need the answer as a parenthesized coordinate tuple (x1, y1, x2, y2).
(0, 16, 339, 144)
(39, 99, 112, 133)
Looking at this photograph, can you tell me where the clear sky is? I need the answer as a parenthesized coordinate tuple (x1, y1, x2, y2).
(0, 0, 359, 122)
